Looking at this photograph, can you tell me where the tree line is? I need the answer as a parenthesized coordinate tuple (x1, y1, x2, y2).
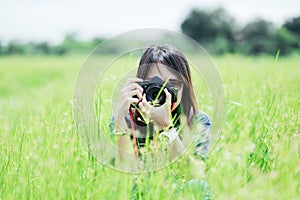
(0, 7, 299, 56)
(181, 8, 300, 55)
(0, 33, 104, 56)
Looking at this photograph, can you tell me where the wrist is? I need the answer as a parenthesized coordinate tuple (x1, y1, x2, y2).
(113, 129, 129, 136)
(114, 111, 128, 131)
(159, 127, 178, 144)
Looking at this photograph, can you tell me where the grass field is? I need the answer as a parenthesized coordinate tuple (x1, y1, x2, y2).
(0, 54, 299, 199)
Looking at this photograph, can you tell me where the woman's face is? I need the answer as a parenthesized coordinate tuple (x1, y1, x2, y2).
(144, 63, 183, 108)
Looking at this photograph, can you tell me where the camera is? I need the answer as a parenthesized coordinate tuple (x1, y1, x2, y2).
(132, 76, 178, 107)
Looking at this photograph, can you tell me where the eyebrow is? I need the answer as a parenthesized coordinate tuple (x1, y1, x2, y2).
(144, 77, 180, 83)
(169, 79, 182, 82)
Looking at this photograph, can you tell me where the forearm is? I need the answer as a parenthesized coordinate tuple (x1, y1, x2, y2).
(169, 136, 186, 159)
(115, 135, 139, 171)
(112, 112, 139, 171)
(188, 154, 206, 179)
(113, 111, 128, 131)
(169, 135, 206, 179)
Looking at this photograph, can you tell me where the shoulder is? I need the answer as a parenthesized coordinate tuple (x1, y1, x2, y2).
(191, 110, 211, 159)
(191, 110, 211, 127)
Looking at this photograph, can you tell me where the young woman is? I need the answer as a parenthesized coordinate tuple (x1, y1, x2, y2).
(110, 44, 211, 177)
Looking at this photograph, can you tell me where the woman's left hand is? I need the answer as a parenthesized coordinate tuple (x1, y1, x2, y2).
(138, 88, 173, 130)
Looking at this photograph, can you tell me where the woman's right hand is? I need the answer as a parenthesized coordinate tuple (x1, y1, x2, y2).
(114, 78, 144, 130)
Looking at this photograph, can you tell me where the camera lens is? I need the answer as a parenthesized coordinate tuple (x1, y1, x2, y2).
(145, 84, 166, 105)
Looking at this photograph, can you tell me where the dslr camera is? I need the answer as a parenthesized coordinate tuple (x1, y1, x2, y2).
(132, 76, 178, 107)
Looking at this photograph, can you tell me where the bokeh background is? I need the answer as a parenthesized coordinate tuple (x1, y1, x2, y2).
(1, 1, 299, 199)
(1, 0, 300, 56)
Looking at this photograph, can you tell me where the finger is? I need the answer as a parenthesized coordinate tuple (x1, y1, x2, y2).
(124, 83, 143, 93)
(139, 104, 151, 118)
(137, 90, 143, 100)
(138, 102, 144, 112)
(131, 98, 140, 104)
(138, 102, 146, 114)
(141, 95, 147, 108)
(128, 89, 143, 100)
(142, 93, 147, 103)
(126, 78, 143, 84)
(164, 88, 172, 107)
(142, 94, 151, 109)
(141, 94, 152, 112)
(126, 97, 140, 106)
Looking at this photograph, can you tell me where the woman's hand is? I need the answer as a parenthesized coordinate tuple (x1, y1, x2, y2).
(114, 78, 144, 130)
(138, 88, 173, 130)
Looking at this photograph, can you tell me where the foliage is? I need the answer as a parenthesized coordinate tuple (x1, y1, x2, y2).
(181, 8, 236, 54)
(284, 16, 300, 36)
(1, 7, 300, 56)
(181, 8, 300, 55)
(237, 18, 276, 55)
(0, 55, 299, 199)
(0, 34, 105, 56)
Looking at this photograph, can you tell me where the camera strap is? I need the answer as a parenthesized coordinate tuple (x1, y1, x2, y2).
(129, 108, 139, 159)
(171, 102, 176, 112)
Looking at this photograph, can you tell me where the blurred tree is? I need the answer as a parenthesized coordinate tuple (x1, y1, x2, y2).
(0, 42, 3, 55)
(283, 16, 300, 37)
(35, 42, 51, 54)
(52, 45, 68, 56)
(238, 18, 276, 55)
(61, 32, 78, 51)
(60, 32, 95, 53)
(274, 27, 299, 55)
(92, 37, 105, 46)
(281, 16, 300, 54)
(5, 41, 25, 55)
(181, 8, 236, 53)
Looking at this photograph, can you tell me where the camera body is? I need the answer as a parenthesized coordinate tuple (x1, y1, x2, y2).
(132, 76, 178, 107)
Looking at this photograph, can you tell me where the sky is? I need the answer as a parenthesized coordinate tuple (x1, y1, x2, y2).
(1, 0, 300, 44)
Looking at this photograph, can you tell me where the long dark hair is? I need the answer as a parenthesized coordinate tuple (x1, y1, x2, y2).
(136, 44, 197, 127)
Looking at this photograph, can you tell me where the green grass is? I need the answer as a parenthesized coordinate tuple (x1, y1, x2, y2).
(0, 54, 299, 199)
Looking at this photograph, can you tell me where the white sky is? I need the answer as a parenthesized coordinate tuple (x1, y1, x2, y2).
(0, 0, 300, 44)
